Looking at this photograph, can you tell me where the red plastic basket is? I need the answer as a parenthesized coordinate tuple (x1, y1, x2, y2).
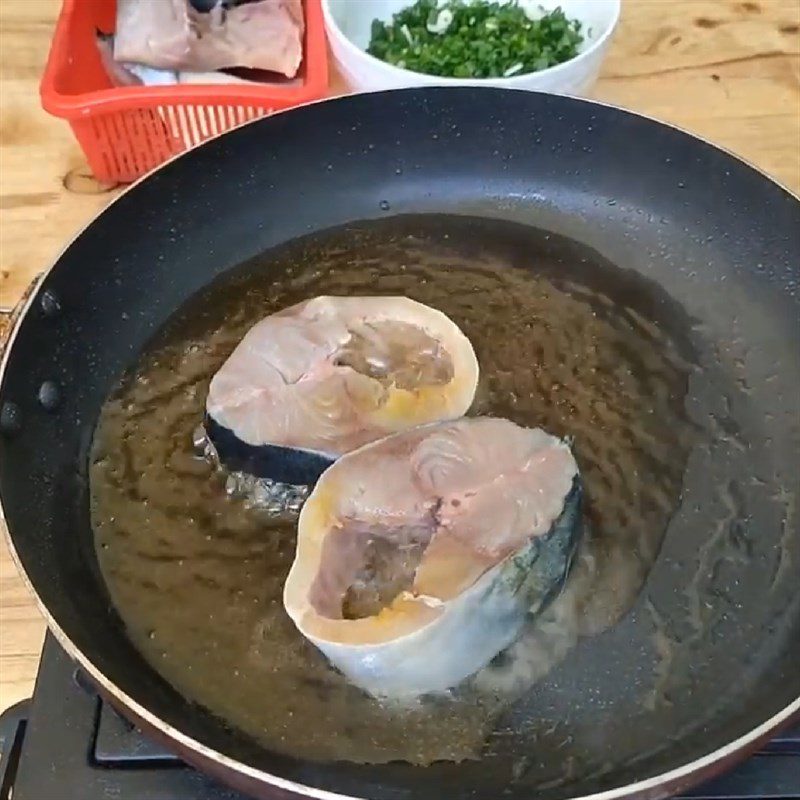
(40, 0, 328, 183)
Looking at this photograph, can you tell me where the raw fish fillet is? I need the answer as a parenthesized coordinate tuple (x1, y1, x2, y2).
(114, 0, 304, 78)
(204, 296, 478, 486)
(283, 417, 582, 698)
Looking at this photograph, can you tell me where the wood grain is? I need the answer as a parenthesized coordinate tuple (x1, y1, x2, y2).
(1, 0, 798, 712)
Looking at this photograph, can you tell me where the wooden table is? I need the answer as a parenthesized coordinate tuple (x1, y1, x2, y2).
(0, 0, 798, 713)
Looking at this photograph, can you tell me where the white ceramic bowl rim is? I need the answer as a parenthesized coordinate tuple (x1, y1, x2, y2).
(322, 0, 622, 85)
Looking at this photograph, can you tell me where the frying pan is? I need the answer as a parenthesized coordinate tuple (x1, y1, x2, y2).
(0, 88, 798, 800)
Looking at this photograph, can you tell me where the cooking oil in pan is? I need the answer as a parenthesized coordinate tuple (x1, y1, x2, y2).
(90, 216, 699, 765)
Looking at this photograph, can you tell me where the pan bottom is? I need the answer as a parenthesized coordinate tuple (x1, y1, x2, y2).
(89, 214, 718, 777)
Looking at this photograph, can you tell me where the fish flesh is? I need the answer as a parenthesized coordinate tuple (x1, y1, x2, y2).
(204, 296, 479, 488)
(96, 33, 270, 87)
(283, 417, 582, 698)
(113, 0, 304, 78)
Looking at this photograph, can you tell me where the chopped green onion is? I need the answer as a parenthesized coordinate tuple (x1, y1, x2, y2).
(367, 0, 583, 80)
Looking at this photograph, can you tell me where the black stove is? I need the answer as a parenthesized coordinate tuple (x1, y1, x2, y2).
(0, 634, 798, 800)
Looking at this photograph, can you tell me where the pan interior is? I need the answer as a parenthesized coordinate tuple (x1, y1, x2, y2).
(87, 214, 797, 790)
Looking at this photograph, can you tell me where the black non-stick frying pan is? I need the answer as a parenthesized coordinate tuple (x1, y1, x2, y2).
(1, 88, 798, 800)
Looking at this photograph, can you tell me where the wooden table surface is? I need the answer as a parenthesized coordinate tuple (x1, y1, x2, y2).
(0, 0, 798, 713)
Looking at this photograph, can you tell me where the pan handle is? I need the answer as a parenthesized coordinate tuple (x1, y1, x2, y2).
(0, 273, 45, 359)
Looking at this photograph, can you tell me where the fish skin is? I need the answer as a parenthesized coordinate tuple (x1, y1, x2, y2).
(204, 414, 334, 485)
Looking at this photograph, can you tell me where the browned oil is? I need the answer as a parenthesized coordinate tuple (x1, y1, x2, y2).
(90, 217, 699, 765)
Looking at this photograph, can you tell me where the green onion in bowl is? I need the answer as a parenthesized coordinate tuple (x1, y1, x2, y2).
(367, 0, 584, 80)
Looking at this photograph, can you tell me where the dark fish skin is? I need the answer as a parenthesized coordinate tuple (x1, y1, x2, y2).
(204, 414, 334, 486)
(515, 477, 583, 616)
(189, 0, 257, 10)
(484, 476, 583, 639)
(188, 0, 219, 11)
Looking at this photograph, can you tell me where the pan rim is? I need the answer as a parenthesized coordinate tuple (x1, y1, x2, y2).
(1, 86, 798, 800)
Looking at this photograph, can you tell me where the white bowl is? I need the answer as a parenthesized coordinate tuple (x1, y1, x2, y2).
(323, 0, 621, 96)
